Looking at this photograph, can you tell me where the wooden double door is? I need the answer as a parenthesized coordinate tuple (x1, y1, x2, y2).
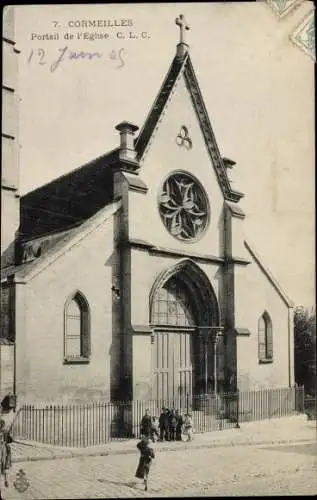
(153, 329, 194, 403)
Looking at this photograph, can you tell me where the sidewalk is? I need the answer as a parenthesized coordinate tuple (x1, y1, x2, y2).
(11, 414, 316, 464)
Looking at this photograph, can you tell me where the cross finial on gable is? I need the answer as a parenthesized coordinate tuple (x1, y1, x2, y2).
(175, 14, 190, 45)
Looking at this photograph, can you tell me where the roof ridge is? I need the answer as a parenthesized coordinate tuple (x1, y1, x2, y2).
(183, 56, 243, 203)
(135, 54, 188, 159)
(244, 240, 294, 308)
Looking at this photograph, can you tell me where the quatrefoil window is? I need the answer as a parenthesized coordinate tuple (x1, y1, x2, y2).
(158, 171, 209, 241)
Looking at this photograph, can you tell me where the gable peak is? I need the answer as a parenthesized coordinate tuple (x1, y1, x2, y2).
(135, 17, 244, 203)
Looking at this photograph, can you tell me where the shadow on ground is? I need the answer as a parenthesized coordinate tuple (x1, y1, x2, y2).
(97, 478, 161, 493)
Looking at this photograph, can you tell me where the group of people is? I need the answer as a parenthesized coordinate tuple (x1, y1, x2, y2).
(135, 407, 194, 491)
(140, 407, 194, 443)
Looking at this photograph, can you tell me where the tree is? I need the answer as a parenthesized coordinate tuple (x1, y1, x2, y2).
(294, 306, 316, 395)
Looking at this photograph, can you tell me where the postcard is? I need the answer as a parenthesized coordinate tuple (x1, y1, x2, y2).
(1, 3, 315, 498)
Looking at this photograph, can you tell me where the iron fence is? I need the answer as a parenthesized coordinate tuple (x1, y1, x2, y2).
(12, 385, 304, 447)
(304, 394, 317, 420)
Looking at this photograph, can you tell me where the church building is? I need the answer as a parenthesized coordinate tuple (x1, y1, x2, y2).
(1, 14, 294, 405)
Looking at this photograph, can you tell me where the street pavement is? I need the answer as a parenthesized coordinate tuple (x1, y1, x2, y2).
(1, 415, 316, 498)
(3, 441, 317, 498)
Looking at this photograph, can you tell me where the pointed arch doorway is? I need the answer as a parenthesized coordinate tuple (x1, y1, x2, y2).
(150, 260, 221, 406)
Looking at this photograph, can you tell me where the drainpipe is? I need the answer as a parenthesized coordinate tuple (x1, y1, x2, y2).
(288, 307, 293, 387)
(213, 338, 218, 394)
(13, 343, 16, 411)
(204, 341, 208, 395)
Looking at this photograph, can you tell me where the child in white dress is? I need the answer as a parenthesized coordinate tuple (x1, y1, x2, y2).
(183, 413, 193, 441)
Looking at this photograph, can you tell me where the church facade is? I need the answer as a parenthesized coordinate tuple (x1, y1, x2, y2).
(1, 15, 294, 405)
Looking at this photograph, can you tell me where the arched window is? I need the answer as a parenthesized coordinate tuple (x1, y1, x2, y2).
(258, 312, 273, 362)
(151, 277, 196, 327)
(64, 292, 90, 363)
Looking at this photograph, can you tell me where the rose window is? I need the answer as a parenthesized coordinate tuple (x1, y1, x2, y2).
(158, 172, 209, 241)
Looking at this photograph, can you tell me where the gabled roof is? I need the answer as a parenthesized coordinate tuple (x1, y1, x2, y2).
(1, 200, 121, 282)
(135, 52, 243, 203)
(19, 148, 119, 242)
(244, 240, 294, 308)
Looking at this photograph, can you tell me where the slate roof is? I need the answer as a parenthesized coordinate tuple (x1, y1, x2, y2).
(19, 149, 118, 242)
(1, 201, 121, 282)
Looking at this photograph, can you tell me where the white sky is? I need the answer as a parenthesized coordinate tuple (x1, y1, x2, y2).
(13, 2, 315, 308)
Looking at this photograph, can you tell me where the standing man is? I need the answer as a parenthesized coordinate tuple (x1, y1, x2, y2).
(168, 409, 178, 441)
(158, 408, 170, 441)
(175, 410, 184, 441)
(140, 409, 152, 439)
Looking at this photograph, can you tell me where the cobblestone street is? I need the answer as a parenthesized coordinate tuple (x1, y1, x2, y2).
(4, 441, 316, 498)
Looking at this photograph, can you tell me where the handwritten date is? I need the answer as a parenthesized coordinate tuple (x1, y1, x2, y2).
(27, 46, 126, 72)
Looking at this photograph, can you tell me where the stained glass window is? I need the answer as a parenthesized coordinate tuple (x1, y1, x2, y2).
(158, 172, 209, 241)
(152, 277, 196, 326)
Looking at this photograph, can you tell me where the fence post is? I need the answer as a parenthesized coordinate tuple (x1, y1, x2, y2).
(294, 385, 298, 412)
(297, 385, 305, 413)
(235, 389, 240, 428)
(301, 385, 305, 413)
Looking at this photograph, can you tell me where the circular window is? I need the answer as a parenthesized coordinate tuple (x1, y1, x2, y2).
(158, 171, 209, 241)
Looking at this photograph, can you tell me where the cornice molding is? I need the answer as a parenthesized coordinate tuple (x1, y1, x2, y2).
(226, 257, 251, 266)
(225, 201, 246, 219)
(121, 171, 148, 194)
(126, 238, 224, 264)
(127, 238, 251, 266)
(235, 327, 251, 336)
(130, 324, 152, 334)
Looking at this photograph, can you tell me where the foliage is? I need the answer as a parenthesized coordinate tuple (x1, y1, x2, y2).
(294, 306, 316, 395)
